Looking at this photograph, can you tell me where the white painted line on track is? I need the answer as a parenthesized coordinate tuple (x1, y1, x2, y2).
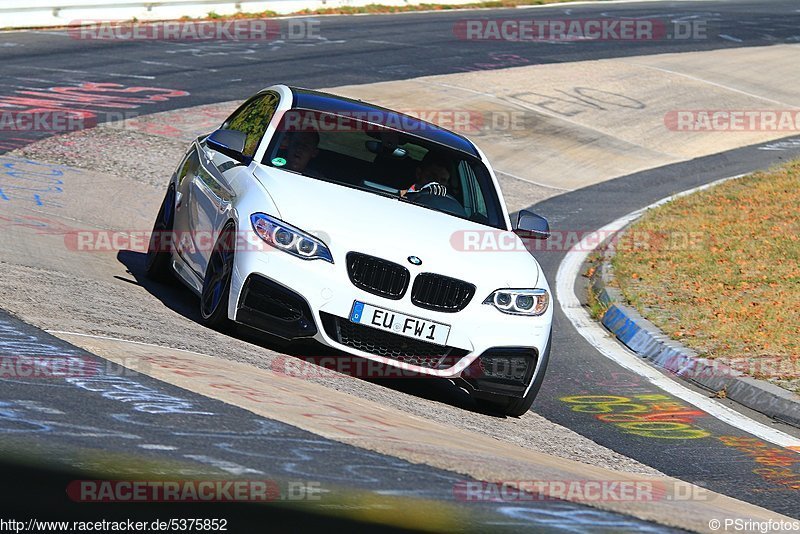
(139, 444, 179, 451)
(555, 174, 800, 451)
(623, 62, 800, 108)
(718, 34, 744, 43)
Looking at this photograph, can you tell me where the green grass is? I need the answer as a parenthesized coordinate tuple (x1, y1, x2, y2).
(611, 160, 800, 392)
(586, 283, 608, 321)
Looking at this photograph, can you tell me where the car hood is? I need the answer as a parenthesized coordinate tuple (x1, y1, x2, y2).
(252, 166, 541, 289)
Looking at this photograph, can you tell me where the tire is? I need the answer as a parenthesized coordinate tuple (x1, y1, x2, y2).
(145, 186, 176, 283)
(199, 224, 235, 331)
(474, 330, 552, 417)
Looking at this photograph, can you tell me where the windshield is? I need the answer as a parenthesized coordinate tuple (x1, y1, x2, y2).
(263, 109, 507, 230)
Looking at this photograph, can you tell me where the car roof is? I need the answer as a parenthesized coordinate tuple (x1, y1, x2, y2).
(287, 86, 479, 158)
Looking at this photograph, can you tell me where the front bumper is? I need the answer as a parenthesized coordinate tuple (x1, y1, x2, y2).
(231, 249, 552, 387)
(462, 347, 539, 397)
(236, 274, 317, 340)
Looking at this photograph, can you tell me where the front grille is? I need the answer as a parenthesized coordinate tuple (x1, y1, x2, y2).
(410, 273, 475, 313)
(320, 312, 468, 369)
(346, 252, 410, 300)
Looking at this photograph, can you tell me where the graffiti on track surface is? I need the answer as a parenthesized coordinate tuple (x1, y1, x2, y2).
(560, 394, 711, 439)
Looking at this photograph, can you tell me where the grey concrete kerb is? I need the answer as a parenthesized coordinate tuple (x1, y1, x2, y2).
(590, 228, 800, 429)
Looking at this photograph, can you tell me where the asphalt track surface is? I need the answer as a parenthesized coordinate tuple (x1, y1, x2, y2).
(0, 311, 675, 532)
(2, 0, 800, 152)
(1, 0, 800, 526)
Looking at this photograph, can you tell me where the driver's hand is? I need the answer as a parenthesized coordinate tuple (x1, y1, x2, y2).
(418, 182, 447, 196)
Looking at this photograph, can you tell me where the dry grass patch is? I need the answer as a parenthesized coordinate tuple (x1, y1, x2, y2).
(612, 160, 800, 393)
(199, 0, 607, 19)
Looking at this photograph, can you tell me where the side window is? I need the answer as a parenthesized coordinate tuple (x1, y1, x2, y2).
(222, 91, 280, 158)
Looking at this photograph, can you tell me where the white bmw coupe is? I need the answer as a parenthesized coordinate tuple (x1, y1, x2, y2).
(146, 85, 553, 415)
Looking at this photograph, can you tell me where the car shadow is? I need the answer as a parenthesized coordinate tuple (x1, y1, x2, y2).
(117, 250, 508, 418)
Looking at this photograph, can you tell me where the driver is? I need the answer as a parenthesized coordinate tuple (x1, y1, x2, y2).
(285, 130, 322, 177)
(401, 151, 451, 197)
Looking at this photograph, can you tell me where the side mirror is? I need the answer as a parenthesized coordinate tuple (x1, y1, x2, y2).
(514, 210, 550, 240)
(207, 129, 249, 162)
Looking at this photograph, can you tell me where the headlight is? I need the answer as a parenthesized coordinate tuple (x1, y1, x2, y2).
(250, 213, 333, 263)
(483, 289, 549, 316)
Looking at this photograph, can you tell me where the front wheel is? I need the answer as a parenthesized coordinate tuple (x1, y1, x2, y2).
(200, 225, 235, 331)
(145, 186, 175, 283)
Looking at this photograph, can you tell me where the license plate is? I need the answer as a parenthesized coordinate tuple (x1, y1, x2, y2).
(349, 301, 451, 346)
